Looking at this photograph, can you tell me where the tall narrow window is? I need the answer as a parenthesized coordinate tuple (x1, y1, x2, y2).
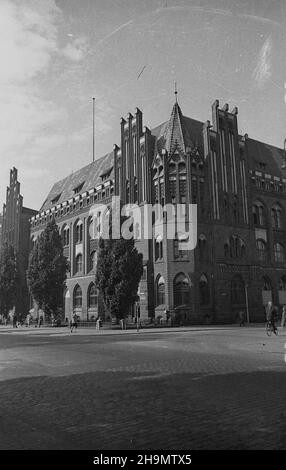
(256, 239, 267, 262)
(174, 273, 190, 307)
(156, 275, 165, 306)
(73, 285, 82, 308)
(271, 204, 282, 229)
(252, 201, 266, 226)
(76, 221, 83, 243)
(76, 254, 83, 273)
(88, 283, 98, 308)
(274, 243, 285, 263)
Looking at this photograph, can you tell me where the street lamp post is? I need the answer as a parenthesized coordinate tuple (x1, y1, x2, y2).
(245, 283, 250, 325)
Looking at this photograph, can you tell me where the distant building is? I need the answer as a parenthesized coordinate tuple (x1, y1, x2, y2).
(30, 99, 286, 324)
(1, 168, 37, 317)
(0, 213, 2, 248)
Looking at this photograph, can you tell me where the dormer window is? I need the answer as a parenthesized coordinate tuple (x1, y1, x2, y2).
(258, 162, 267, 170)
(73, 182, 84, 195)
(51, 193, 61, 204)
(100, 167, 113, 182)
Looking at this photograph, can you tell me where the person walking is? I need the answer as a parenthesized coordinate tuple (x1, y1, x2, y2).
(239, 310, 245, 327)
(12, 314, 17, 328)
(265, 301, 277, 334)
(281, 305, 286, 328)
(70, 313, 78, 333)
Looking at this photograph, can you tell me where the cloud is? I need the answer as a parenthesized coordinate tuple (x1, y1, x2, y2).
(252, 36, 272, 88)
(0, 0, 69, 208)
(62, 37, 88, 62)
(0, 0, 60, 84)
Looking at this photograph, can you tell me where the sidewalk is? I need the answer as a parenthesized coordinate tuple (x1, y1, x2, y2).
(0, 323, 268, 336)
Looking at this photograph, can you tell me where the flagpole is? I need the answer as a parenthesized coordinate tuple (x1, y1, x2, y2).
(92, 97, 95, 162)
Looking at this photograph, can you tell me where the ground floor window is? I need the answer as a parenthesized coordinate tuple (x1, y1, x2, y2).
(73, 284, 82, 307)
(156, 275, 165, 306)
(174, 273, 190, 307)
(88, 283, 98, 308)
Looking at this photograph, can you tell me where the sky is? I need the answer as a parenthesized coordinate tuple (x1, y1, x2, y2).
(1, 0, 286, 211)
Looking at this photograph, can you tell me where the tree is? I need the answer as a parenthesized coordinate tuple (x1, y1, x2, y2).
(0, 242, 18, 318)
(27, 219, 69, 319)
(96, 235, 143, 320)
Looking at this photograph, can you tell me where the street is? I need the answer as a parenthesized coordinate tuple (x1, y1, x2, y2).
(0, 325, 285, 450)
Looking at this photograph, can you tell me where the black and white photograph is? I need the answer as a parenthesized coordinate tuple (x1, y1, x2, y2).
(0, 0, 286, 460)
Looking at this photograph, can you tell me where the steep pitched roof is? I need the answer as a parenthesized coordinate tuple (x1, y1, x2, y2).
(152, 103, 204, 155)
(247, 138, 286, 178)
(40, 151, 114, 212)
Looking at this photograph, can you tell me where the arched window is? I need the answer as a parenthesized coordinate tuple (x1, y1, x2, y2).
(274, 243, 285, 263)
(88, 283, 98, 308)
(262, 276, 272, 291)
(178, 162, 186, 173)
(228, 235, 245, 258)
(63, 226, 70, 246)
(199, 274, 209, 305)
(252, 201, 266, 226)
(231, 275, 244, 304)
(271, 204, 282, 229)
(90, 251, 97, 271)
(198, 234, 207, 260)
(278, 276, 286, 291)
(76, 254, 83, 273)
(256, 239, 267, 262)
(76, 221, 83, 243)
(156, 275, 165, 306)
(73, 285, 82, 308)
(154, 236, 163, 261)
(174, 273, 190, 307)
(88, 217, 96, 240)
(174, 233, 189, 259)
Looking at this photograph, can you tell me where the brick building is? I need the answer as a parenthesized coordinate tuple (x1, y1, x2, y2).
(1, 168, 37, 316)
(30, 99, 286, 324)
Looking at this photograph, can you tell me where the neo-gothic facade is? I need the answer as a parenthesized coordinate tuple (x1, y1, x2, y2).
(30, 99, 286, 324)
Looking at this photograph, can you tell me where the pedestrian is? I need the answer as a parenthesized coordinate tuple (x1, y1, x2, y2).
(26, 313, 31, 327)
(12, 315, 17, 328)
(166, 309, 170, 324)
(281, 305, 286, 328)
(96, 317, 100, 330)
(265, 301, 277, 334)
(70, 313, 78, 333)
(239, 310, 245, 327)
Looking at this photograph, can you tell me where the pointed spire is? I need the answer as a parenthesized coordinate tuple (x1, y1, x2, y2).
(164, 96, 187, 154)
(155, 92, 194, 155)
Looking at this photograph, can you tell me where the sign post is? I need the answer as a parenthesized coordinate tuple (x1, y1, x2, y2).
(245, 283, 250, 325)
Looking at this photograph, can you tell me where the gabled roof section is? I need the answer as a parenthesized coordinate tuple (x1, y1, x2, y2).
(152, 102, 203, 155)
(247, 138, 286, 178)
(40, 152, 114, 212)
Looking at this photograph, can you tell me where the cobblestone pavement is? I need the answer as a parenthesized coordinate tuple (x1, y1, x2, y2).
(0, 326, 285, 450)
